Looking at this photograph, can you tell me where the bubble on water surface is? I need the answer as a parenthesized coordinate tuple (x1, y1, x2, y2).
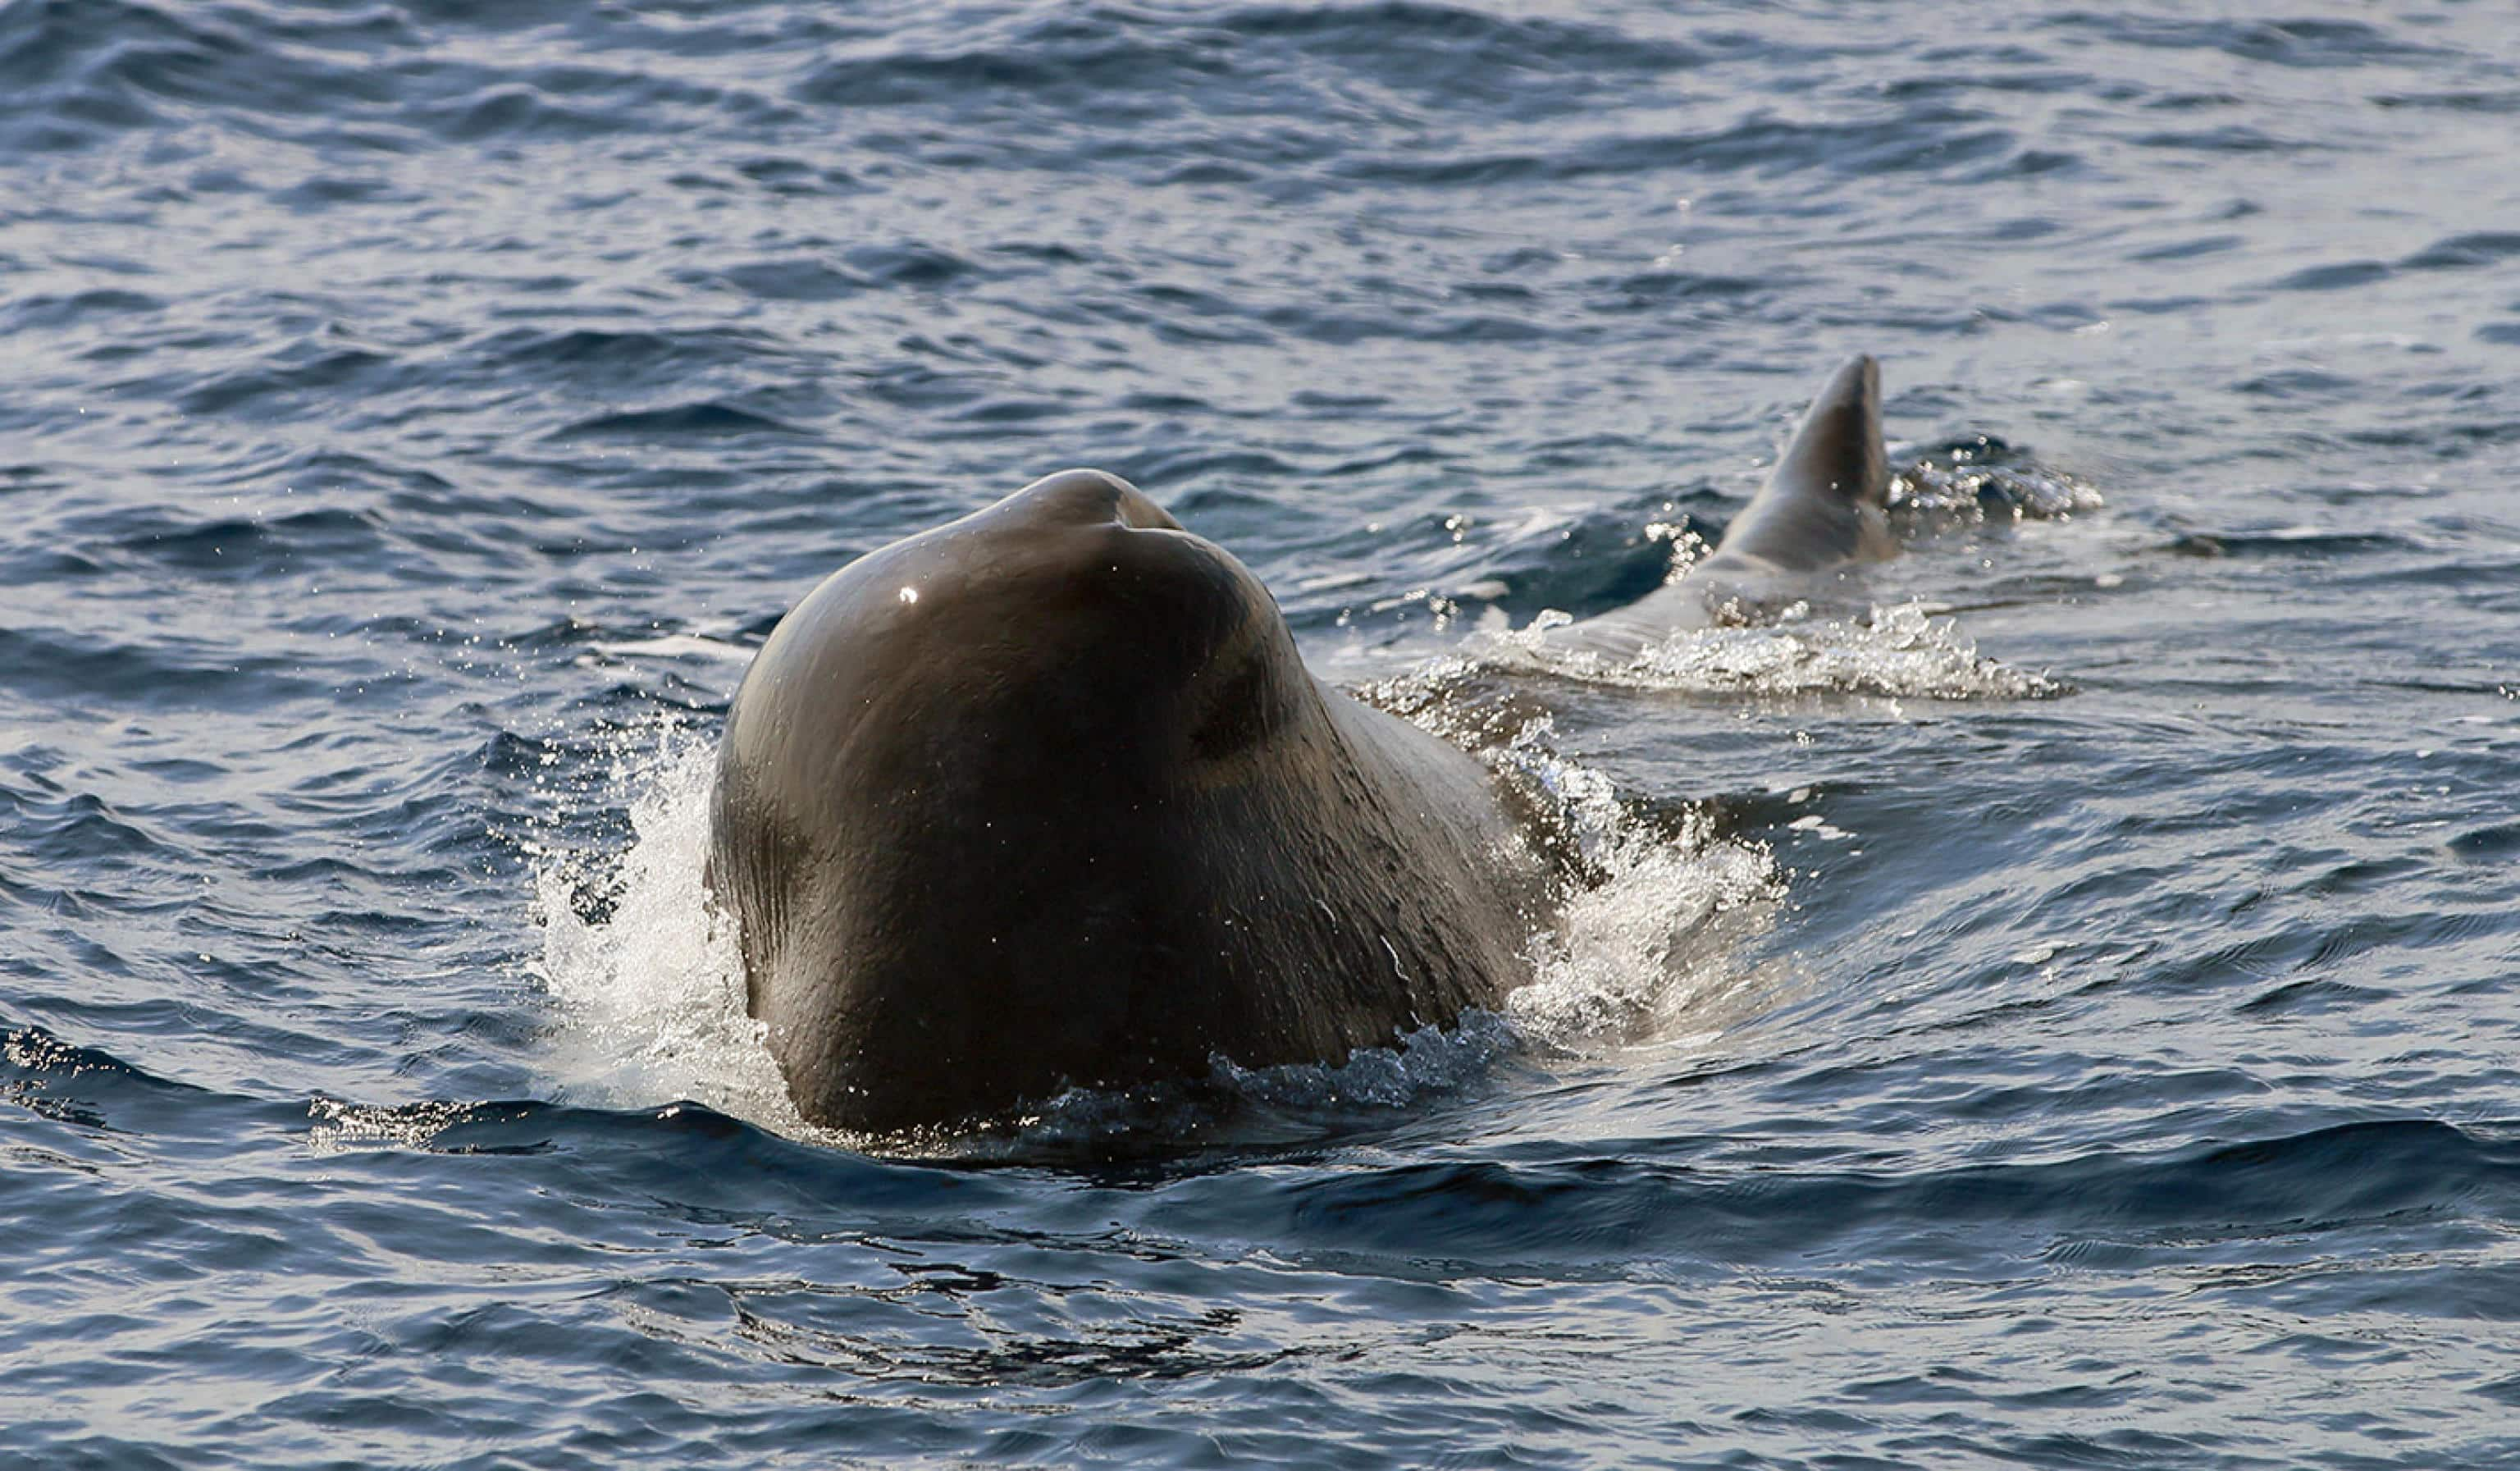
(1475, 600, 2067, 701)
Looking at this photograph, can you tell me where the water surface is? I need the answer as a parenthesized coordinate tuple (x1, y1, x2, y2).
(7, 1, 2520, 1465)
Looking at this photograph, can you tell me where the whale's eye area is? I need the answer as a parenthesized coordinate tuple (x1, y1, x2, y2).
(1188, 652, 1274, 761)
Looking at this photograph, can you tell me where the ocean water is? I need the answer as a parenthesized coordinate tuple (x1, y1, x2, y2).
(7, 0, 2520, 1464)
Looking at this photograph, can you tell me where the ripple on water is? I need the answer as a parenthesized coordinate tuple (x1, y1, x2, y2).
(10, 0, 2520, 1463)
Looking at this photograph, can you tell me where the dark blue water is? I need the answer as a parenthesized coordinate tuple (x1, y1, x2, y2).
(8, 1, 2520, 1464)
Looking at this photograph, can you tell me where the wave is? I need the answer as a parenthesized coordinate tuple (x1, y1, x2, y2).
(1139, 1117, 2520, 1275)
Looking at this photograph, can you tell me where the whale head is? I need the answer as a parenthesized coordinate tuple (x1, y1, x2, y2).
(707, 469, 1334, 1130)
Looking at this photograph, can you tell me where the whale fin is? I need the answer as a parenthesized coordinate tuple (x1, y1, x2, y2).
(1696, 354, 1890, 574)
(1555, 355, 1894, 658)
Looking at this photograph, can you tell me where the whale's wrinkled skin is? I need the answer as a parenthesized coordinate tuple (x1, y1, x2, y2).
(710, 356, 1891, 1132)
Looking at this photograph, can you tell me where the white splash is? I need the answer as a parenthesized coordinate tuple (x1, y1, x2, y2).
(1890, 446, 2103, 522)
(1477, 599, 2064, 701)
(528, 729, 812, 1136)
(307, 1097, 482, 1155)
(1485, 715, 1784, 1050)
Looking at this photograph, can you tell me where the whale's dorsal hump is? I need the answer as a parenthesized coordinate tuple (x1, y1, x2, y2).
(1773, 354, 1888, 512)
(1698, 354, 1891, 574)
